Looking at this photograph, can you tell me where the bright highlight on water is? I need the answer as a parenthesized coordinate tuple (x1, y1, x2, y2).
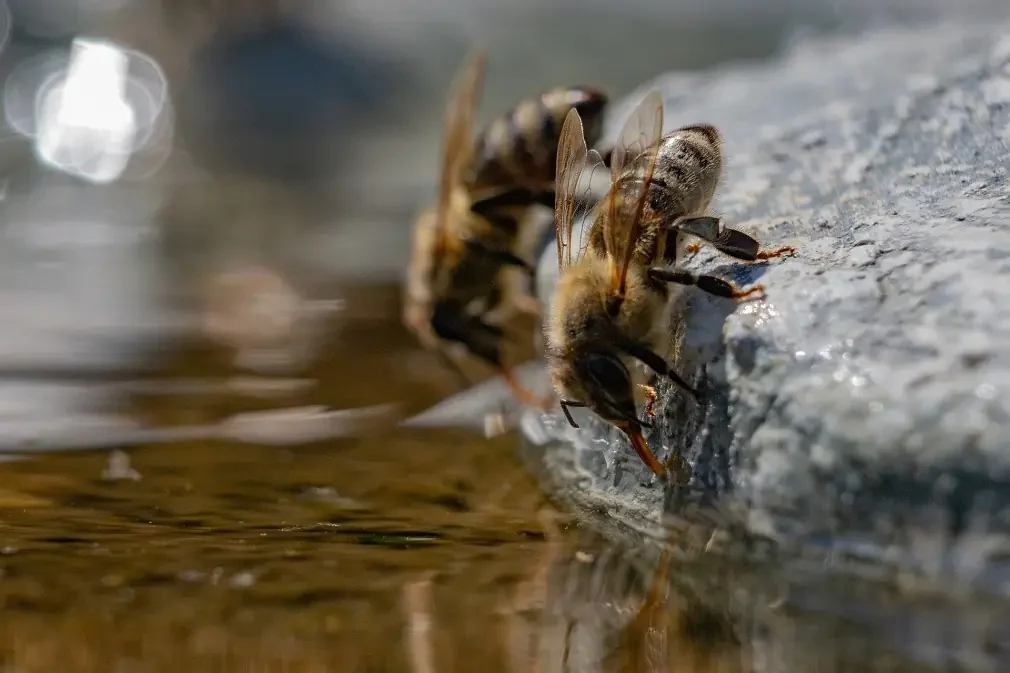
(3, 35, 172, 185)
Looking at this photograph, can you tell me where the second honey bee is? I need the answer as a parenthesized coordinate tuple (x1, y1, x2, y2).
(404, 49, 609, 405)
(545, 90, 795, 478)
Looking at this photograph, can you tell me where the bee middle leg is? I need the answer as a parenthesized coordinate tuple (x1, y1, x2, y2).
(638, 384, 657, 418)
(682, 240, 704, 257)
(619, 341, 700, 401)
(649, 267, 766, 302)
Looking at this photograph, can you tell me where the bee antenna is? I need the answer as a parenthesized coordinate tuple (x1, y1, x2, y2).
(559, 400, 584, 428)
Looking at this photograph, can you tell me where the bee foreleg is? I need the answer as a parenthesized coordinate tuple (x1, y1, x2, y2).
(619, 341, 699, 401)
(638, 384, 657, 418)
(648, 267, 766, 302)
(462, 238, 534, 275)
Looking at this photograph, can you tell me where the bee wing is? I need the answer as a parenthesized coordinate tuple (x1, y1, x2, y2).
(554, 109, 586, 271)
(555, 108, 608, 271)
(604, 89, 664, 297)
(434, 48, 486, 251)
(576, 147, 607, 261)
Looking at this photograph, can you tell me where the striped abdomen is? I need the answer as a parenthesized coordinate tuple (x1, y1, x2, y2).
(646, 124, 724, 219)
(465, 87, 609, 197)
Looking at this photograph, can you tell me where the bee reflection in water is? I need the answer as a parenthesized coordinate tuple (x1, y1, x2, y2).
(402, 515, 744, 673)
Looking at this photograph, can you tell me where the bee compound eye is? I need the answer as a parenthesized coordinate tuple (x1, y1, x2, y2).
(580, 352, 630, 392)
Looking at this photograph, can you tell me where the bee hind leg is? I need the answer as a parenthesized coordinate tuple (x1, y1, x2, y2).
(670, 216, 761, 261)
(755, 244, 797, 260)
(649, 267, 766, 302)
(673, 216, 797, 263)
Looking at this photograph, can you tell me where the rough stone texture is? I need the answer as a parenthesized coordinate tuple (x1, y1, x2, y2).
(523, 20, 1010, 595)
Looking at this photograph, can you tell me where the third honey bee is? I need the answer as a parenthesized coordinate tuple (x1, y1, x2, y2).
(545, 90, 795, 478)
(404, 49, 608, 405)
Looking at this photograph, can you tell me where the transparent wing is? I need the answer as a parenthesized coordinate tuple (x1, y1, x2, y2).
(603, 90, 664, 298)
(554, 109, 586, 271)
(555, 108, 608, 271)
(575, 148, 607, 261)
(434, 48, 486, 252)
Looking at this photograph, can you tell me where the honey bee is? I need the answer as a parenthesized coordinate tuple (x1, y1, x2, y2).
(403, 49, 609, 405)
(546, 91, 795, 477)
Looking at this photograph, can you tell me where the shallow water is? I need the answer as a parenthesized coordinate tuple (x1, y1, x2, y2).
(0, 286, 551, 670)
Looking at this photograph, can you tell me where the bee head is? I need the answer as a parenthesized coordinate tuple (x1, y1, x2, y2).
(574, 350, 638, 425)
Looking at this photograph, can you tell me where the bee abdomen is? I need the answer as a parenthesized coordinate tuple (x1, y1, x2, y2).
(649, 125, 724, 215)
(466, 87, 608, 195)
(659, 127, 721, 173)
(675, 124, 722, 151)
